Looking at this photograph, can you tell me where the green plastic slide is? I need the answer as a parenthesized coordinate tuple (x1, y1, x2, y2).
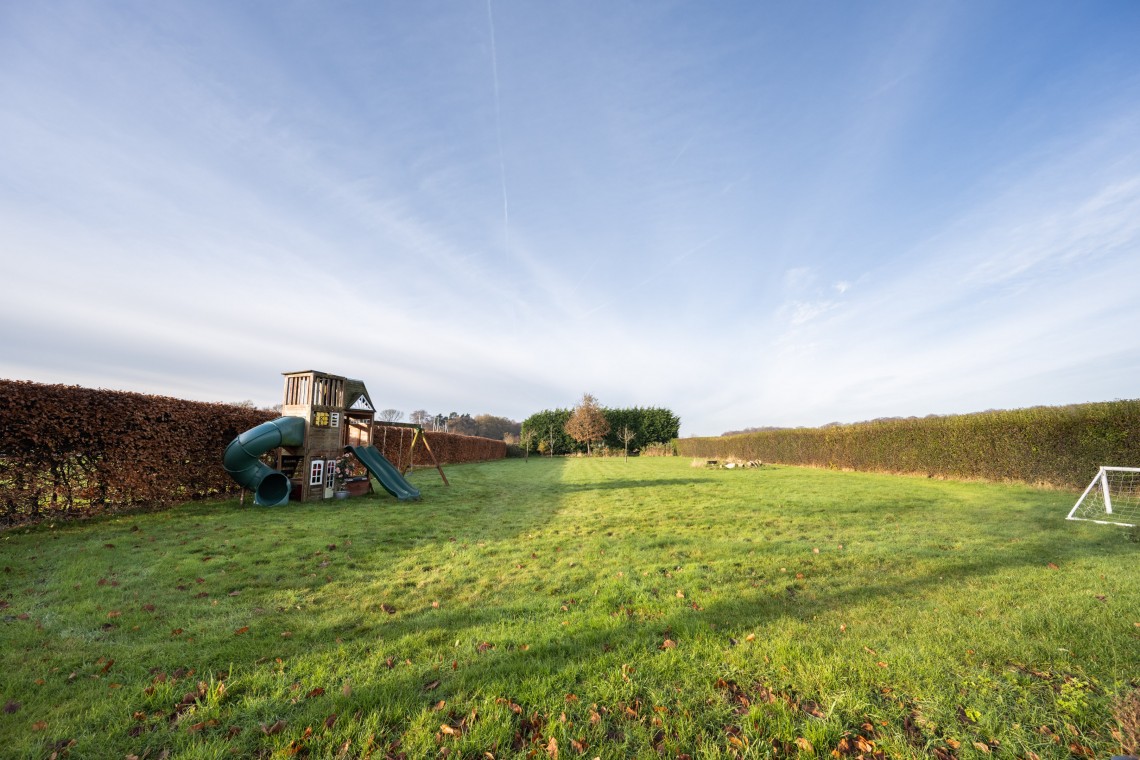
(222, 416, 306, 506)
(346, 444, 421, 501)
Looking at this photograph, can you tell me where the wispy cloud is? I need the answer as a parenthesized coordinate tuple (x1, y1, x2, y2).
(2, 3, 1139, 435)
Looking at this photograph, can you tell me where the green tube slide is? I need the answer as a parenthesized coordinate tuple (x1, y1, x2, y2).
(223, 416, 306, 506)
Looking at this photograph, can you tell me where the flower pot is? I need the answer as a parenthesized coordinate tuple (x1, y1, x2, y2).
(334, 490, 349, 500)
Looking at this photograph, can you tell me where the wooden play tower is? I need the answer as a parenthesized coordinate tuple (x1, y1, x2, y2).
(278, 370, 377, 500)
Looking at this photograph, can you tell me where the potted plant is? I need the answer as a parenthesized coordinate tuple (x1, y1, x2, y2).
(333, 455, 353, 499)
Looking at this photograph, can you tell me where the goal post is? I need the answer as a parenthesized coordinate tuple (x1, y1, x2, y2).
(1067, 466, 1140, 527)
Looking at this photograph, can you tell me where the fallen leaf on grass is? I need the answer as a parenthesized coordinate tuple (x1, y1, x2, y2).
(228, 591, 241, 597)
(660, 639, 677, 650)
(306, 687, 325, 698)
(795, 737, 813, 752)
(745, 633, 756, 642)
(31, 721, 48, 730)
(171, 628, 183, 636)
(3, 701, 20, 713)
(141, 604, 156, 612)
(1047, 563, 1059, 570)
(432, 700, 446, 712)
(260, 720, 286, 735)
(440, 724, 461, 736)
(342, 681, 352, 697)
(233, 626, 249, 635)
(423, 680, 441, 692)
(380, 604, 396, 614)
(108, 610, 121, 618)
(546, 736, 558, 757)
(281, 631, 292, 638)
(877, 661, 888, 668)
(324, 714, 337, 729)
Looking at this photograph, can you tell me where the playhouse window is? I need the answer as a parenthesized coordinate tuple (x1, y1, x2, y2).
(325, 460, 336, 490)
(309, 460, 324, 486)
(330, 412, 340, 428)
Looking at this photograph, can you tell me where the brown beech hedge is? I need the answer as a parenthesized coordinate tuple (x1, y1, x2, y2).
(372, 424, 506, 469)
(0, 380, 276, 526)
(676, 400, 1140, 489)
(0, 380, 510, 527)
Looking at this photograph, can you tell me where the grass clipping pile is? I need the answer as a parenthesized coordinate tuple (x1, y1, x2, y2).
(692, 457, 765, 470)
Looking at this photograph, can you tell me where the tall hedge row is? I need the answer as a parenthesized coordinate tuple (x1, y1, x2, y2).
(372, 425, 506, 467)
(676, 400, 1140, 489)
(0, 380, 276, 526)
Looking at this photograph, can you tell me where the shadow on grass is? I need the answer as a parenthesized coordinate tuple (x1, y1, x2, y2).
(556, 478, 711, 493)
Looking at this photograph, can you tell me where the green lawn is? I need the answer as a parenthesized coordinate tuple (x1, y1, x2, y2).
(1, 457, 1137, 759)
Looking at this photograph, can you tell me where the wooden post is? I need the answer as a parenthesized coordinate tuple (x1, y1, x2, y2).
(416, 428, 450, 486)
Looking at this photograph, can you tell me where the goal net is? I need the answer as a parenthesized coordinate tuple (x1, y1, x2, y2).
(1067, 467, 1140, 527)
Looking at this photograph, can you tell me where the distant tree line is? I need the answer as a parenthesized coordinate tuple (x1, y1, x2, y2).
(521, 402, 680, 456)
(379, 409, 521, 441)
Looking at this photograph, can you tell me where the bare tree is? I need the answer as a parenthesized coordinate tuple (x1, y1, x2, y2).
(409, 410, 430, 426)
(378, 409, 404, 423)
(617, 424, 637, 462)
(565, 393, 610, 456)
(518, 428, 536, 462)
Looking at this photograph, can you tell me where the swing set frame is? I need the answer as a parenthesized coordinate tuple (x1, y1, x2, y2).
(375, 422, 449, 486)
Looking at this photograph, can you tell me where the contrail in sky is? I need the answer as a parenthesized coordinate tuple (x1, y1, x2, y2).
(487, 0, 510, 255)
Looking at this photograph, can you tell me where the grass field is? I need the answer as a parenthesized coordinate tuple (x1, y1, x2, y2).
(1, 457, 1137, 759)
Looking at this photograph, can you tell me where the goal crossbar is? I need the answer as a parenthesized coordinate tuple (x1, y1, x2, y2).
(1067, 466, 1140, 527)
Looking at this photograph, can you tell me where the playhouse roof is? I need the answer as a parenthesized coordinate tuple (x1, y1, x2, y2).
(281, 369, 346, 380)
(344, 377, 375, 414)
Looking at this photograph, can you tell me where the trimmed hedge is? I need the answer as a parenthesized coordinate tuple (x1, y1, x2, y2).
(0, 381, 509, 527)
(372, 424, 506, 468)
(675, 400, 1140, 489)
(0, 380, 275, 526)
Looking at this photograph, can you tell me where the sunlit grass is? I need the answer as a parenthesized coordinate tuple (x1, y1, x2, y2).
(1, 458, 1137, 758)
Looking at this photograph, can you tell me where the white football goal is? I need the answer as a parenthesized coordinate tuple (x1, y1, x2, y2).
(1067, 466, 1140, 527)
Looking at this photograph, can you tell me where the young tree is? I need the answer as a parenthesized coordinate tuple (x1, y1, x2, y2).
(409, 410, 430, 426)
(377, 409, 403, 423)
(617, 424, 637, 462)
(518, 428, 536, 462)
(565, 393, 610, 456)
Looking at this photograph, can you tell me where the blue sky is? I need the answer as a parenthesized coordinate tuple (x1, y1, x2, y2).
(2, 1, 1139, 436)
